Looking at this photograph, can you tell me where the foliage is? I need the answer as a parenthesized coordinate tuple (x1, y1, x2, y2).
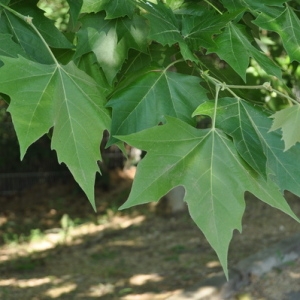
(1, 0, 300, 276)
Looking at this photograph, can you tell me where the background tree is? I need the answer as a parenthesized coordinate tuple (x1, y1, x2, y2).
(0, 0, 300, 277)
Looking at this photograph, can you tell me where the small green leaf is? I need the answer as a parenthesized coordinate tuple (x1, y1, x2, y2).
(270, 105, 300, 151)
(208, 23, 282, 81)
(234, 100, 300, 197)
(253, 6, 300, 63)
(181, 10, 239, 49)
(192, 101, 215, 118)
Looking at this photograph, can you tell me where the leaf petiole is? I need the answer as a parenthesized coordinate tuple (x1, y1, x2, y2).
(164, 59, 185, 73)
(204, 0, 223, 15)
(212, 84, 220, 129)
(0, 3, 58, 65)
(201, 71, 299, 106)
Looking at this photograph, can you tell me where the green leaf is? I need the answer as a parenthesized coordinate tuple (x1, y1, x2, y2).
(11, 0, 74, 49)
(181, 10, 238, 49)
(67, 0, 83, 31)
(138, 0, 183, 46)
(75, 13, 148, 83)
(108, 70, 208, 144)
(81, 0, 135, 18)
(0, 33, 28, 58)
(193, 98, 267, 176)
(0, 56, 111, 208)
(270, 105, 300, 151)
(0, 0, 9, 6)
(76, 52, 111, 96)
(206, 97, 300, 197)
(220, 0, 285, 13)
(0, 10, 54, 64)
(100, 0, 136, 19)
(208, 23, 282, 81)
(165, 0, 184, 10)
(118, 117, 297, 277)
(80, 0, 103, 13)
(253, 6, 300, 63)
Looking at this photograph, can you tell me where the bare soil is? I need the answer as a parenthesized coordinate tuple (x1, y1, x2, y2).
(0, 168, 300, 300)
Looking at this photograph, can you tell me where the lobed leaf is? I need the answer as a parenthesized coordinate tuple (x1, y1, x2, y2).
(204, 97, 300, 197)
(66, 0, 83, 31)
(0, 56, 111, 209)
(193, 98, 267, 176)
(108, 70, 208, 144)
(208, 23, 282, 81)
(74, 13, 148, 84)
(181, 10, 240, 49)
(100, 0, 136, 19)
(270, 105, 300, 151)
(80, 0, 103, 13)
(0, 10, 54, 64)
(0, 33, 28, 58)
(118, 117, 297, 277)
(253, 6, 300, 63)
(138, 0, 183, 46)
(81, 0, 135, 18)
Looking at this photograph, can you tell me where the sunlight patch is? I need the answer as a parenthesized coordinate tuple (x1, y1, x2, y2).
(45, 282, 77, 298)
(129, 273, 163, 286)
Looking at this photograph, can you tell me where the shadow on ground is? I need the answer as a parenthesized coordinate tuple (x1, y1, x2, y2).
(1, 172, 300, 299)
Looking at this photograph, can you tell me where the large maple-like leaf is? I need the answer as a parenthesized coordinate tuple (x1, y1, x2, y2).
(253, 6, 300, 63)
(107, 70, 208, 144)
(0, 56, 111, 209)
(74, 13, 148, 83)
(208, 23, 282, 81)
(270, 105, 300, 151)
(117, 117, 298, 277)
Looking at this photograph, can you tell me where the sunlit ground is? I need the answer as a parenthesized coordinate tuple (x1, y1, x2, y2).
(1, 170, 300, 299)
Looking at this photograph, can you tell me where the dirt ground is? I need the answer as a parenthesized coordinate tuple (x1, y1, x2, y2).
(0, 168, 300, 300)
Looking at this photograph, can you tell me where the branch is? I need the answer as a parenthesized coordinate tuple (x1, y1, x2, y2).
(201, 71, 299, 106)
